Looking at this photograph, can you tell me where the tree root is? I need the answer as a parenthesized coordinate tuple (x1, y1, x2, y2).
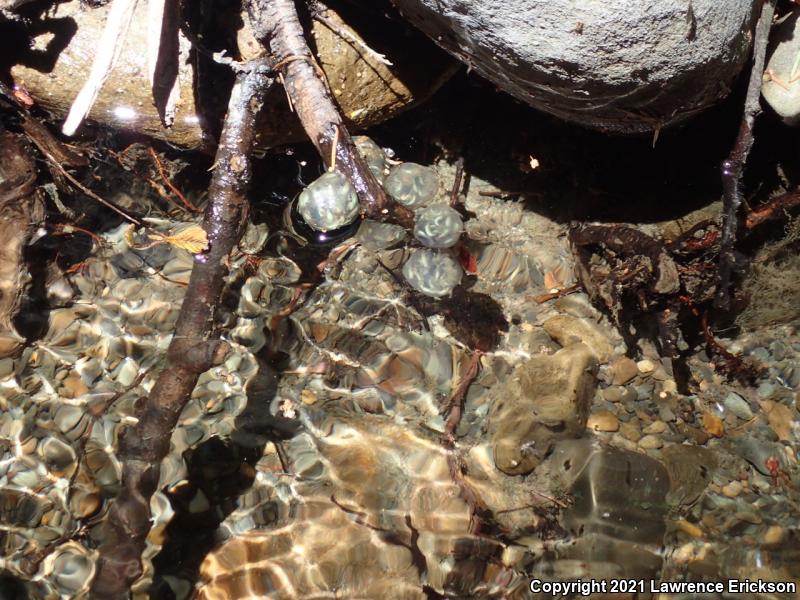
(89, 58, 274, 597)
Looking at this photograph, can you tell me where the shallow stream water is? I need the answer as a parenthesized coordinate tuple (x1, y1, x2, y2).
(1, 86, 799, 599)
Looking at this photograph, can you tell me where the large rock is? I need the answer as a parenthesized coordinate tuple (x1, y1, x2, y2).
(489, 343, 598, 475)
(391, 0, 756, 132)
(8, 1, 455, 148)
(762, 11, 800, 125)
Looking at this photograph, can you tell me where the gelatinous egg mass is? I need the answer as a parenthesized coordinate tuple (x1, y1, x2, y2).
(413, 204, 464, 249)
(297, 171, 360, 232)
(354, 136, 387, 181)
(384, 163, 439, 209)
(402, 248, 462, 298)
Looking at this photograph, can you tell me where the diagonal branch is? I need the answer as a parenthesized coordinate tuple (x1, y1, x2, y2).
(89, 58, 274, 597)
(247, 0, 413, 227)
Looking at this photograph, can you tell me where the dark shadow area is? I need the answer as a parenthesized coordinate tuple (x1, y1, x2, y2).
(150, 349, 300, 598)
(149, 437, 263, 599)
(180, 0, 241, 145)
(232, 353, 300, 449)
(0, 3, 76, 78)
(0, 572, 29, 600)
(363, 68, 800, 227)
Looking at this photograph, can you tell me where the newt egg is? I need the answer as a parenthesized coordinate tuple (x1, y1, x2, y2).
(297, 171, 360, 232)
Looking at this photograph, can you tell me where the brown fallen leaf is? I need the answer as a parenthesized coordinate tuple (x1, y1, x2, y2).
(543, 264, 565, 290)
(132, 223, 209, 254)
(161, 224, 209, 254)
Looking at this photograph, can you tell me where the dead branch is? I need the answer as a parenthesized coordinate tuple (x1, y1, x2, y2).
(312, 9, 393, 66)
(449, 157, 464, 206)
(247, 0, 413, 228)
(89, 58, 274, 597)
(744, 189, 800, 229)
(714, 0, 775, 311)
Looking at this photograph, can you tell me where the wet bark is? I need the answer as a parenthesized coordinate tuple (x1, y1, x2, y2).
(247, 0, 414, 227)
(715, 0, 775, 311)
(89, 58, 274, 597)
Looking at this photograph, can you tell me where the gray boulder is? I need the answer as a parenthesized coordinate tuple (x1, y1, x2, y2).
(762, 11, 800, 124)
(392, 0, 757, 132)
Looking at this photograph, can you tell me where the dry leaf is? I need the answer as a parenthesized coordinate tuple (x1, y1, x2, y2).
(162, 224, 209, 254)
(543, 265, 565, 290)
(702, 412, 724, 438)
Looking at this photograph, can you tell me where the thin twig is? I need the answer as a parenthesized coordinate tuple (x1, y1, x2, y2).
(714, 0, 775, 310)
(478, 190, 522, 200)
(443, 350, 482, 439)
(449, 157, 464, 206)
(329, 124, 339, 171)
(440, 351, 489, 534)
(312, 11, 393, 66)
(147, 147, 201, 212)
(532, 283, 580, 304)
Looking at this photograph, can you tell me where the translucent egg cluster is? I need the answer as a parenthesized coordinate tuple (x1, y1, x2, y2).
(384, 163, 439, 209)
(402, 249, 463, 298)
(297, 171, 360, 232)
(354, 136, 387, 181)
(413, 204, 463, 249)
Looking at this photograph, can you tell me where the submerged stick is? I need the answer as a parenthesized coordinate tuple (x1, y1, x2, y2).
(90, 58, 274, 597)
(247, 0, 413, 227)
(714, 0, 775, 311)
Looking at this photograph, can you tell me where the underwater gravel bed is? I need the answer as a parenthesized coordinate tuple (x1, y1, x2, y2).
(0, 140, 798, 600)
